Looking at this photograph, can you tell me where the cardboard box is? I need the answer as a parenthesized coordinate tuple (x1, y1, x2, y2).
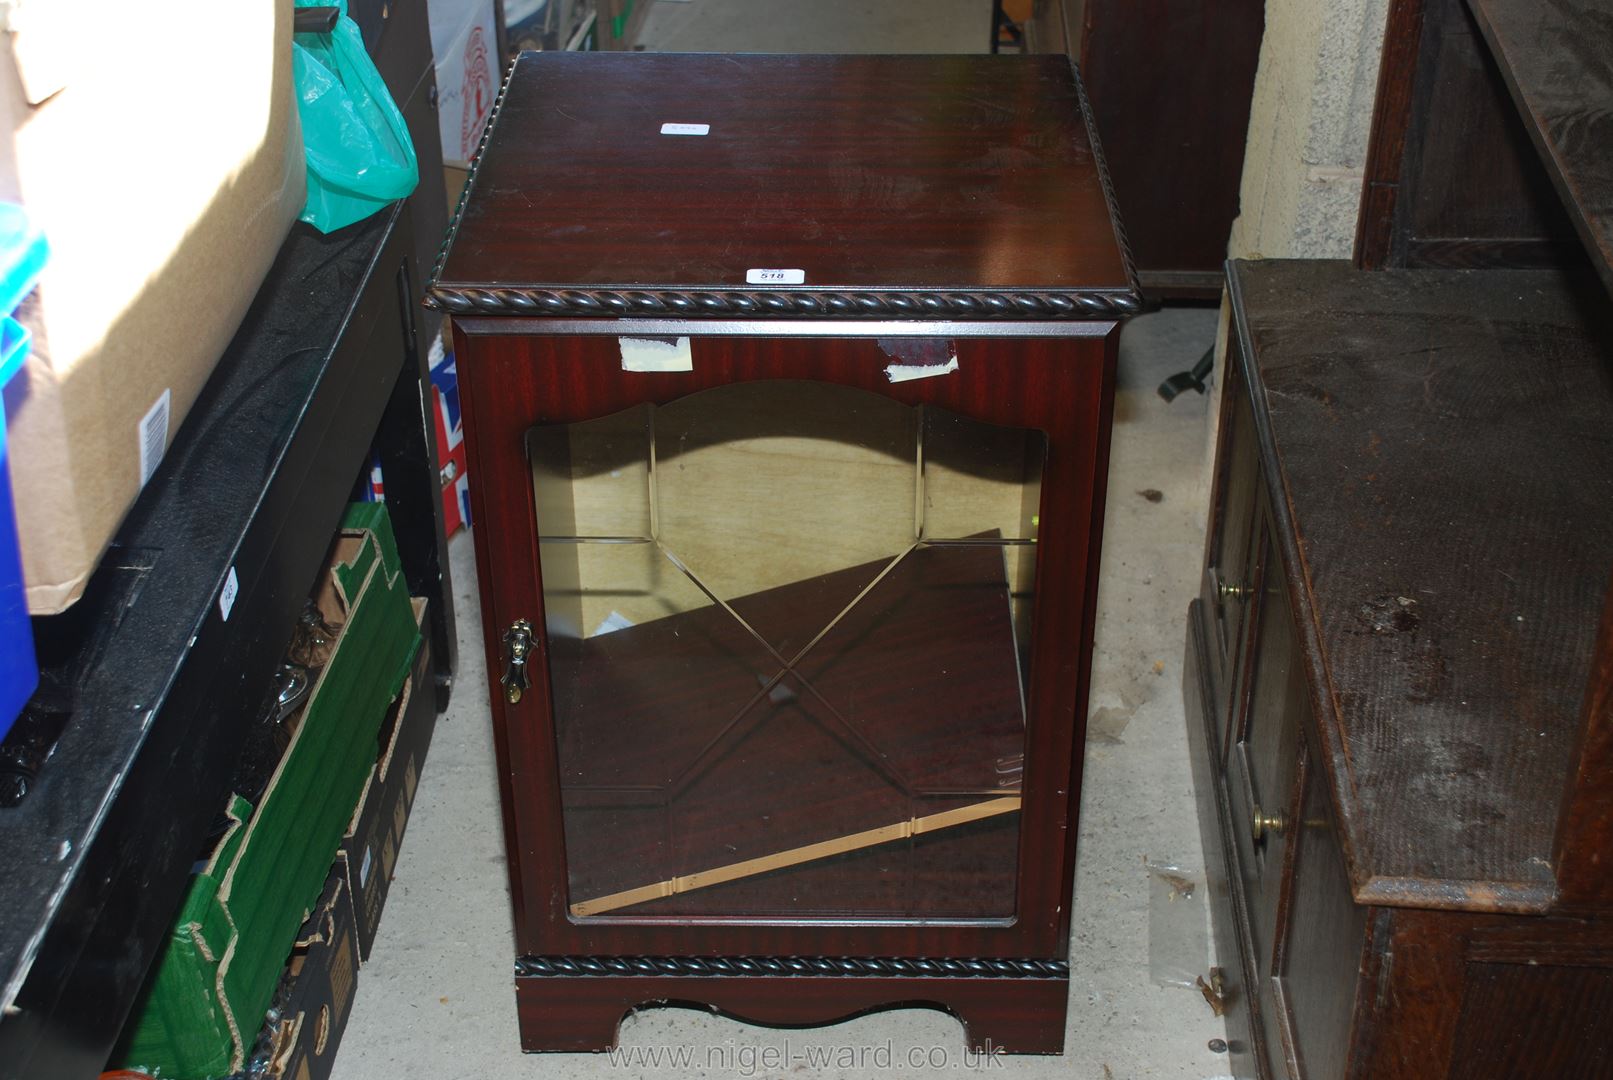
(341, 596, 436, 959)
(0, 1, 306, 613)
(428, 0, 500, 167)
(117, 504, 421, 1079)
(239, 861, 362, 1080)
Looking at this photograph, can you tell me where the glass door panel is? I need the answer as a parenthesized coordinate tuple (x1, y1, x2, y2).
(528, 381, 1047, 920)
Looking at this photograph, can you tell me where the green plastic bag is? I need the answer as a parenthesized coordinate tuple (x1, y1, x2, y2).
(292, 0, 418, 233)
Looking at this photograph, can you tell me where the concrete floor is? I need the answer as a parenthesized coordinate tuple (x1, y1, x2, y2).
(634, 0, 993, 53)
(335, 4, 1229, 1077)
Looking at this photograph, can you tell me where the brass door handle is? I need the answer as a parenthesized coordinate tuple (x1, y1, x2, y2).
(1252, 806, 1287, 842)
(501, 619, 534, 705)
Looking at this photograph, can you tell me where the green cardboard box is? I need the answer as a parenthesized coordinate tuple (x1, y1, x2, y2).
(118, 503, 420, 1079)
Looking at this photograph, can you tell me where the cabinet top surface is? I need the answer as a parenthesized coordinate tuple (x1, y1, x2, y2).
(428, 52, 1138, 321)
(1229, 258, 1613, 911)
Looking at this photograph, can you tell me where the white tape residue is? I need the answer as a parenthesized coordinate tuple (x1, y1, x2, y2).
(746, 268, 806, 285)
(619, 335, 694, 372)
(660, 122, 710, 136)
(884, 356, 960, 383)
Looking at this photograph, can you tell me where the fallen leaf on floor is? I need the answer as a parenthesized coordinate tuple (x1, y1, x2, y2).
(1137, 488, 1164, 503)
(1103, 1065, 1115, 1080)
(439, 996, 449, 1004)
(1196, 974, 1227, 1018)
(1152, 659, 1165, 675)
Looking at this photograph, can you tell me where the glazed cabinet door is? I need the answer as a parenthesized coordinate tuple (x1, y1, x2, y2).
(1266, 749, 1368, 1080)
(1224, 501, 1305, 1079)
(1202, 353, 1262, 755)
(456, 326, 1117, 962)
(1227, 509, 1303, 972)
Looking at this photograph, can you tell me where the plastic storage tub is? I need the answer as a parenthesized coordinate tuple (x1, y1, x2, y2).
(0, 203, 47, 739)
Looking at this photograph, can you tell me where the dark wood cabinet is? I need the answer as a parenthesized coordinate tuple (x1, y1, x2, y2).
(1030, 0, 1265, 296)
(1188, 1, 1613, 1073)
(429, 51, 1139, 1053)
(1186, 259, 1613, 1080)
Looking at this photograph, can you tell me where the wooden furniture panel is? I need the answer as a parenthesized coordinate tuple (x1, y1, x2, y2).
(1356, 0, 1577, 270)
(433, 53, 1138, 312)
(1030, 0, 1264, 296)
(1468, 0, 1613, 300)
(1448, 963, 1613, 1077)
(434, 52, 1136, 1053)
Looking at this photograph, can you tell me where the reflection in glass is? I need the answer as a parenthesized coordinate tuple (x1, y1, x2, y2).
(529, 382, 1046, 919)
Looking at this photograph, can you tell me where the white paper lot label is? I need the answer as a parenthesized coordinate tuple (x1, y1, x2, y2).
(218, 566, 239, 621)
(660, 122, 710, 136)
(746, 268, 806, 285)
(138, 389, 171, 488)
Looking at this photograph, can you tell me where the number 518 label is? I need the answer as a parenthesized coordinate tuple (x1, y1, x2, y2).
(745, 268, 806, 285)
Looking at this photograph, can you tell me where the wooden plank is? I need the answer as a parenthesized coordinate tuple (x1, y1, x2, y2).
(570, 797, 1022, 916)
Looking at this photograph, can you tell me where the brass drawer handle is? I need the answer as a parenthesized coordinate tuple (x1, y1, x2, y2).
(1252, 806, 1287, 842)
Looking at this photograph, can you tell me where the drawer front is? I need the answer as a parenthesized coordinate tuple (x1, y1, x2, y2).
(1202, 361, 1262, 751)
(1227, 514, 1303, 978)
(1270, 755, 1367, 1080)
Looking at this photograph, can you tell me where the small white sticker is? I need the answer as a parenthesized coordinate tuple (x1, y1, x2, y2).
(660, 122, 710, 136)
(746, 268, 806, 285)
(218, 566, 239, 621)
(619, 336, 694, 373)
(885, 356, 961, 384)
(138, 389, 172, 489)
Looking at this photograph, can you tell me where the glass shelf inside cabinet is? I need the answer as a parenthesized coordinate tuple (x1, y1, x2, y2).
(527, 382, 1046, 920)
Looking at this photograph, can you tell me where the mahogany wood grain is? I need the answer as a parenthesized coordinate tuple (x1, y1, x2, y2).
(435, 53, 1133, 298)
(1468, 0, 1613, 300)
(1035, 0, 1264, 295)
(514, 971, 1070, 1054)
